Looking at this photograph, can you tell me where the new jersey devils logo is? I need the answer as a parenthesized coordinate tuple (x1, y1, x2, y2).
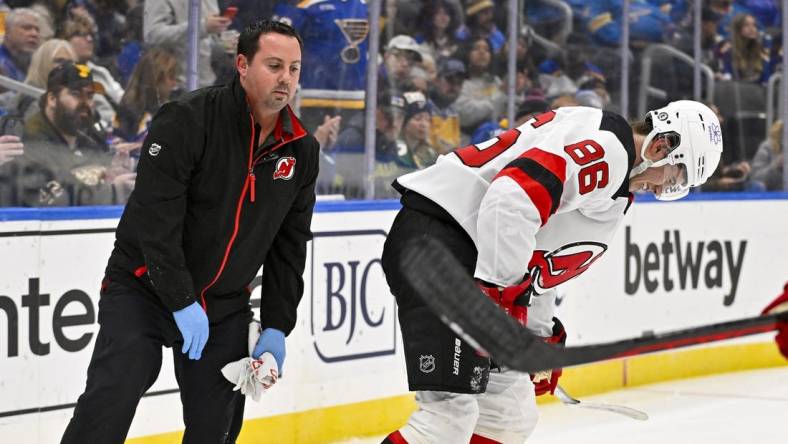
(528, 242, 608, 294)
(273, 156, 296, 180)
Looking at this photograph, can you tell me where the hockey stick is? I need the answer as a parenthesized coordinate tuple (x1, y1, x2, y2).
(553, 385, 649, 421)
(400, 237, 787, 373)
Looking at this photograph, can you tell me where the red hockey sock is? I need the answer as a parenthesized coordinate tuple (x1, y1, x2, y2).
(469, 433, 502, 444)
(383, 430, 409, 444)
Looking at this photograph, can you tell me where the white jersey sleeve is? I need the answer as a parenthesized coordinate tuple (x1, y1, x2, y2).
(396, 107, 635, 287)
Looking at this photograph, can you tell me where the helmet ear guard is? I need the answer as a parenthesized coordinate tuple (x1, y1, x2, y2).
(634, 101, 724, 201)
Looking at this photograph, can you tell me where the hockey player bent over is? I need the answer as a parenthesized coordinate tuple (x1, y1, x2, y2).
(380, 101, 723, 443)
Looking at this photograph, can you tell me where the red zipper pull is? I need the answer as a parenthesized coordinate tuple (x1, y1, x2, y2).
(249, 170, 256, 203)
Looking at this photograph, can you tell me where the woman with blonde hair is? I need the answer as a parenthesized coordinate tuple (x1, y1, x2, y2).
(751, 120, 784, 190)
(24, 38, 77, 89)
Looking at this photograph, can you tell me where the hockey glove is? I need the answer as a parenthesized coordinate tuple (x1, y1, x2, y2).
(173, 301, 209, 360)
(476, 275, 533, 326)
(531, 317, 567, 396)
(761, 282, 788, 359)
(252, 328, 286, 375)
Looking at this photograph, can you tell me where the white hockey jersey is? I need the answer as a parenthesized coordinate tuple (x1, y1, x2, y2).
(397, 107, 636, 332)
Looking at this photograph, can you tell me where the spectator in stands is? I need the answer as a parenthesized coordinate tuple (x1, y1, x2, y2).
(750, 120, 783, 191)
(495, 31, 537, 83)
(536, 59, 577, 102)
(701, 103, 758, 192)
(409, 65, 431, 95)
(456, 0, 505, 55)
(8, 62, 132, 206)
(116, 3, 143, 85)
(0, 39, 76, 123)
(28, 2, 55, 41)
(710, 0, 735, 38)
(415, 0, 461, 60)
(144, 0, 231, 88)
(0, 8, 41, 82)
(550, 94, 580, 109)
(379, 35, 423, 92)
(682, 7, 726, 68)
(334, 90, 405, 161)
(715, 13, 776, 84)
(428, 57, 464, 154)
(331, 90, 406, 197)
(574, 63, 610, 109)
(312, 114, 342, 152)
(62, 12, 123, 125)
(467, 90, 550, 146)
(398, 90, 437, 170)
(113, 47, 180, 144)
(513, 90, 550, 126)
(702, 7, 726, 54)
(0, 134, 24, 166)
(455, 36, 505, 136)
(24, 39, 77, 90)
(88, 0, 129, 67)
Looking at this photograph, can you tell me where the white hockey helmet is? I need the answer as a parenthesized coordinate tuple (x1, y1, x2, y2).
(632, 100, 724, 201)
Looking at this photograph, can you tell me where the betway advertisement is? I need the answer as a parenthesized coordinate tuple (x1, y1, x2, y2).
(1, 197, 787, 441)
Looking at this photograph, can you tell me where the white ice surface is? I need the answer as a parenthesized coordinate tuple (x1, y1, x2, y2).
(337, 366, 788, 444)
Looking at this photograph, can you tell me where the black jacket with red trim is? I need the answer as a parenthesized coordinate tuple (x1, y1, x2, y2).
(106, 75, 319, 334)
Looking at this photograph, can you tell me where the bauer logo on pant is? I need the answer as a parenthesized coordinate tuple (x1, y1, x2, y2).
(273, 157, 296, 180)
(419, 355, 436, 373)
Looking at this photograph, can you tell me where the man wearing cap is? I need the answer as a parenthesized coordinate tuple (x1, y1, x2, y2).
(428, 58, 464, 154)
(399, 90, 437, 170)
(379, 34, 424, 91)
(0, 62, 130, 206)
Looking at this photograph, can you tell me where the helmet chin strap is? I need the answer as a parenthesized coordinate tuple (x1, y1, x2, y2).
(629, 130, 657, 178)
(629, 158, 652, 178)
(629, 129, 670, 178)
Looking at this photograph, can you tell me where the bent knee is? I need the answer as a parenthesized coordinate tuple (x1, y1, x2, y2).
(400, 391, 479, 443)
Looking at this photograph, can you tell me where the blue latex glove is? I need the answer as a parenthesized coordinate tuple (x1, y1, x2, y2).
(252, 328, 286, 374)
(173, 302, 209, 360)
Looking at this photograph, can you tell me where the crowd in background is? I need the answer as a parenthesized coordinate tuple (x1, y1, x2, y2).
(0, 0, 784, 207)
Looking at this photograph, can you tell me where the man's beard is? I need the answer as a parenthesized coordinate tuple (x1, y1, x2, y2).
(53, 101, 92, 136)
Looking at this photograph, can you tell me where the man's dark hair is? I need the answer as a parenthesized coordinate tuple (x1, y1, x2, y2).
(237, 20, 303, 61)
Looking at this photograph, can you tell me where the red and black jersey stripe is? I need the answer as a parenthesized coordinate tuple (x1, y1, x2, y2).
(494, 148, 567, 226)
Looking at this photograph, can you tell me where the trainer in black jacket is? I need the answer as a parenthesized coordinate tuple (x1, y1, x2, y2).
(107, 73, 317, 331)
(62, 21, 316, 444)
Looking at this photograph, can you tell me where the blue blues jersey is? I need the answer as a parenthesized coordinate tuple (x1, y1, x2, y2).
(273, 0, 369, 93)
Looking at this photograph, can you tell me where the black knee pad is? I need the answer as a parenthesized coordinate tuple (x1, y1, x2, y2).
(399, 306, 490, 394)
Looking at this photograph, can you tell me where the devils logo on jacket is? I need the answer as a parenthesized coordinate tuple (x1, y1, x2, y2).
(273, 157, 297, 180)
(528, 242, 608, 294)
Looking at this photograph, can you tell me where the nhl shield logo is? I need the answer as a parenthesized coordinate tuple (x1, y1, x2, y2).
(419, 355, 436, 373)
(273, 156, 296, 180)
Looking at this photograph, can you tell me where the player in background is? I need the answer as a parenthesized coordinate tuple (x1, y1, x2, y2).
(61, 20, 318, 443)
(380, 101, 724, 443)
